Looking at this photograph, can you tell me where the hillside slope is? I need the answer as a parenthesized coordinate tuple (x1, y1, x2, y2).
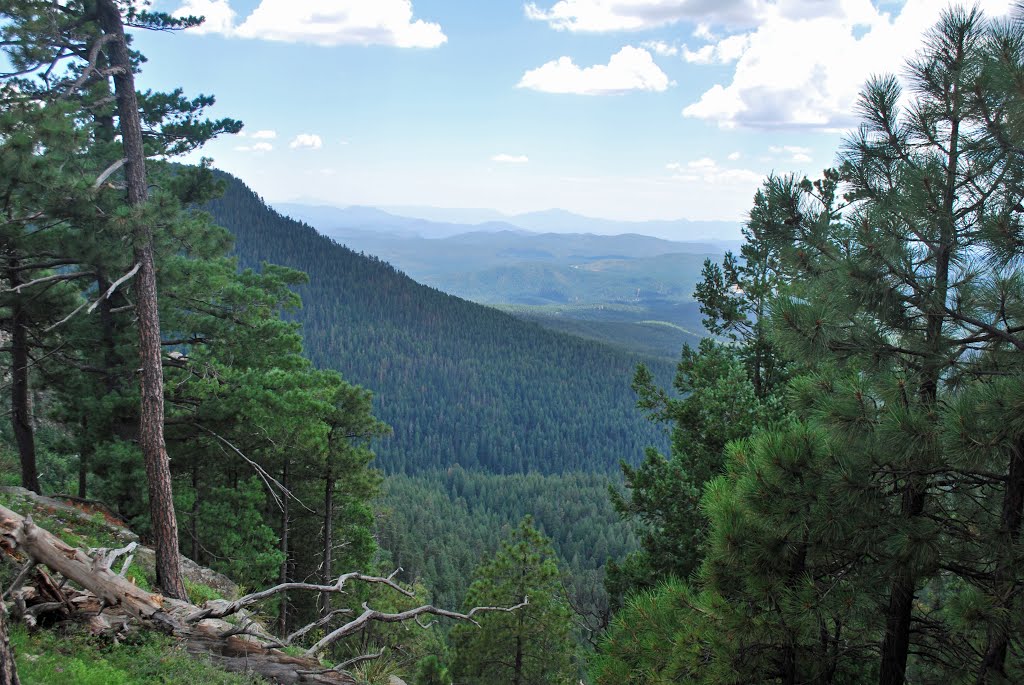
(207, 173, 673, 474)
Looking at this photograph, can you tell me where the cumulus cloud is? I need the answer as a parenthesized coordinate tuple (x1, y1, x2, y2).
(172, 0, 446, 48)
(290, 134, 323, 149)
(642, 40, 679, 56)
(681, 0, 1018, 130)
(493, 154, 530, 163)
(666, 157, 763, 185)
(523, 0, 851, 32)
(518, 46, 670, 95)
(235, 142, 273, 152)
(770, 145, 812, 163)
(249, 129, 277, 139)
(682, 33, 750, 64)
(173, 0, 236, 34)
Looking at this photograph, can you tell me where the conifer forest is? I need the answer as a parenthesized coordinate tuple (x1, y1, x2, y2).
(1, 1, 1024, 684)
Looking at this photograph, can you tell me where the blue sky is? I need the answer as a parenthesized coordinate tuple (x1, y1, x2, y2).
(134, 0, 1018, 222)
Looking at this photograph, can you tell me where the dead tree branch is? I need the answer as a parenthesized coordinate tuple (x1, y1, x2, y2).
(92, 158, 127, 190)
(87, 262, 139, 313)
(305, 598, 530, 657)
(0, 502, 528, 683)
(186, 569, 412, 623)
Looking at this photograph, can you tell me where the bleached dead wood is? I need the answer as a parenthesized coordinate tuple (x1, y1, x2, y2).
(0, 502, 527, 683)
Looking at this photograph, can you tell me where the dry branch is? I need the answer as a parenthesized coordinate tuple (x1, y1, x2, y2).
(0, 502, 527, 683)
(306, 599, 530, 657)
(92, 158, 127, 190)
(43, 262, 140, 333)
(186, 569, 412, 623)
(87, 262, 139, 313)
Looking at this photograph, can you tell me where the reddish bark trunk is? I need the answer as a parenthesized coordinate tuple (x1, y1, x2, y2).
(8, 259, 39, 494)
(94, 0, 187, 601)
(977, 438, 1024, 682)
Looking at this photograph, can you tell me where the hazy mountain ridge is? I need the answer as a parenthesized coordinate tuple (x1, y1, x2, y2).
(275, 201, 743, 243)
(273, 201, 721, 360)
(209, 172, 674, 474)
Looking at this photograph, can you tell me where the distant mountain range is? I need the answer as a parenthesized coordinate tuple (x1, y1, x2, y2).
(208, 173, 674, 474)
(274, 202, 743, 243)
(272, 201, 726, 360)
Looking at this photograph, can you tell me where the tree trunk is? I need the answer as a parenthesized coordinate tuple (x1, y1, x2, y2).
(977, 437, 1024, 683)
(0, 601, 19, 685)
(513, 633, 523, 685)
(321, 458, 334, 618)
(78, 415, 89, 499)
(96, 273, 121, 395)
(191, 463, 200, 562)
(94, 0, 187, 601)
(8, 259, 39, 494)
(279, 460, 290, 636)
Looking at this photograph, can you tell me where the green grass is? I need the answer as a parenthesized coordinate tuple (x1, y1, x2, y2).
(0, 490, 159, 592)
(0, 491, 124, 550)
(185, 578, 223, 605)
(11, 624, 264, 684)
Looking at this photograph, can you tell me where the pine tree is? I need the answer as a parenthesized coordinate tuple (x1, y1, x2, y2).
(451, 517, 574, 685)
(608, 338, 778, 600)
(764, 7, 1024, 682)
(694, 175, 794, 397)
(415, 655, 452, 685)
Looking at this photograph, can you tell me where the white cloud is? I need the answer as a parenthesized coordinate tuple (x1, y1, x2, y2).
(682, 33, 750, 64)
(235, 142, 273, 153)
(173, 0, 236, 34)
(727, 151, 742, 161)
(693, 23, 717, 41)
(681, 0, 1018, 130)
(524, 0, 763, 32)
(667, 157, 763, 186)
(493, 154, 530, 163)
(172, 0, 446, 48)
(250, 129, 277, 139)
(523, 0, 854, 32)
(518, 46, 670, 95)
(770, 145, 812, 163)
(642, 40, 679, 57)
(290, 134, 323, 149)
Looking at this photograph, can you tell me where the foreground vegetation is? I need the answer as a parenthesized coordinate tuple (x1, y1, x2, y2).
(11, 626, 262, 685)
(595, 6, 1024, 683)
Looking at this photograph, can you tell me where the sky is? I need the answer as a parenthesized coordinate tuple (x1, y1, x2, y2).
(131, 0, 1020, 223)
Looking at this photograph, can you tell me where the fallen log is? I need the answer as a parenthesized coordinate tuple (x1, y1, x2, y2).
(0, 502, 527, 684)
(0, 503, 349, 683)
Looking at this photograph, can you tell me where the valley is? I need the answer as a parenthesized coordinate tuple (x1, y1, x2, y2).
(274, 201, 729, 360)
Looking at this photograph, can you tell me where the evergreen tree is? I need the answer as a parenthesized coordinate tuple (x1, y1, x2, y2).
(415, 655, 452, 685)
(764, 7, 1024, 682)
(451, 517, 574, 685)
(607, 338, 777, 600)
(694, 175, 795, 397)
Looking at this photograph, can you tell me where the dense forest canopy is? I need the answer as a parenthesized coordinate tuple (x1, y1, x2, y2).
(206, 174, 674, 475)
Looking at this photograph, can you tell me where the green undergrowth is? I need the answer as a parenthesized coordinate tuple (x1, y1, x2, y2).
(185, 577, 223, 605)
(0, 490, 127, 550)
(11, 624, 264, 685)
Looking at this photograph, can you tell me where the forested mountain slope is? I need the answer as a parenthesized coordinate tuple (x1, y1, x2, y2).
(206, 173, 672, 474)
